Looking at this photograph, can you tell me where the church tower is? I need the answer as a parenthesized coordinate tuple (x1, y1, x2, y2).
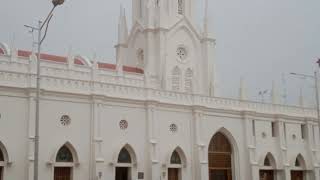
(119, 0, 216, 96)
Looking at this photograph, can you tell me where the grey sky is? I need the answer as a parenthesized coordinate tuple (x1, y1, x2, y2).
(0, 0, 319, 106)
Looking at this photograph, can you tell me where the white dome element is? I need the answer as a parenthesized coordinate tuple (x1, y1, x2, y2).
(0, 43, 11, 55)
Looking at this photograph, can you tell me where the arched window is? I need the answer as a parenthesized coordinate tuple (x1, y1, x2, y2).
(178, 0, 184, 15)
(184, 68, 193, 92)
(172, 66, 181, 91)
(295, 158, 301, 167)
(170, 150, 182, 164)
(264, 156, 271, 166)
(118, 148, 132, 163)
(56, 145, 73, 162)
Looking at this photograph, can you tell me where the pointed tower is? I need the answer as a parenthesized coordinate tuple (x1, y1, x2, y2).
(239, 77, 247, 100)
(115, 5, 128, 74)
(201, 0, 216, 96)
(299, 88, 304, 107)
(123, 0, 216, 94)
(271, 81, 278, 104)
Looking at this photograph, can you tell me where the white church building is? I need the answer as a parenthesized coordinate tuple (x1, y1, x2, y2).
(0, 0, 319, 180)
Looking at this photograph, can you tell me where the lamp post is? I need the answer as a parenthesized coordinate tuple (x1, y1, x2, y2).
(290, 64, 320, 139)
(24, 1, 65, 180)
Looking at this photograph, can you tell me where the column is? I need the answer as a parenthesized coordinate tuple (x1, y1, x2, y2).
(146, 103, 160, 180)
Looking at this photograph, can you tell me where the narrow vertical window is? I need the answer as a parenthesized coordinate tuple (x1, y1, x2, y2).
(301, 124, 306, 139)
(178, 0, 184, 15)
(312, 125, 316, 146)
(252, 120, 256, 136)
(172, 66, 181, 91)
(184, 68, 193, 93)
(271, 122, 276, 137)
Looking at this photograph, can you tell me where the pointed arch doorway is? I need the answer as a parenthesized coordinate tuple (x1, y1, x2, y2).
(291, 154, 306, 180)
(116, 147, 133, 180)
(168, 149, 184, 180)
(54, 145, 74, 180)
(259, 153, 276, 180)
(208, 132, 233, 180)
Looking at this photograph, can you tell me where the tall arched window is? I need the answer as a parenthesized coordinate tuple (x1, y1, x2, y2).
(184, 68, 193, 93)
(178, 0, 184, 15)
(172, 66, 181, 91)
(170, 150, 182, 164)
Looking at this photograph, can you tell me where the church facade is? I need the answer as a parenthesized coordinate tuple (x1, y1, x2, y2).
(0, 0, 319, 180)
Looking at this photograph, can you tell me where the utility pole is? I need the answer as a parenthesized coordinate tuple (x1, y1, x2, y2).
(24, 1, 65, 179)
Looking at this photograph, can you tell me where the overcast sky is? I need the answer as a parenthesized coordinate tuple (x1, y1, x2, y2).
(0, 0, 319, 107)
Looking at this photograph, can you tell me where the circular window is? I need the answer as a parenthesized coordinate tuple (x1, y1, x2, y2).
(176, 47, 187, 62)
(60, 115, 71, 126)
(169, 124, 178, 133)
(119, 120, 128, 130)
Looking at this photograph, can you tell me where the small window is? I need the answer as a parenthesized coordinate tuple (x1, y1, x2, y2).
(118, 148, 131, 163)
(301, 124, 306, 139)
(170, 150, 181, 164)
(56, 145, 73, 162)
(252, 120, 256, 136)
(271, 122, 276, 137)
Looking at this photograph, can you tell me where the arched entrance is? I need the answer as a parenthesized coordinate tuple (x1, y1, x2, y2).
(208, 132, 233, 180)
(259, 153, 276, 180)
(291, 154, 306, 180)
(116, 147, 133, 180)
(168, 150, 183, 180)
(54, 145, 74, 180)
(0, 147, 4, 180)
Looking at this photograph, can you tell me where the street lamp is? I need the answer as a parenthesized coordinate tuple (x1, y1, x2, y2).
(290, 67, 320, 140)
(24, 1, 65, 180)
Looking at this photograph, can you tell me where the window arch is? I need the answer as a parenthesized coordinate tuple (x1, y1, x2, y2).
(178, 0, 184, 15)
(184, 68, 193, 92)
(56, 145, 73, 163)
(172, 66, 181, 91)
(264, 156, 271, 166)
(294, 154, 306, 168)
(170, 150, 182, 164)
(118, 147, 132, 163)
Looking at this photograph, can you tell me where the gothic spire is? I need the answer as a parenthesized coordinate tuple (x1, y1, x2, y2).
(203, 0, 209, 37)
(118, 5, 128, 45)
(239, 77, 246, 100)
